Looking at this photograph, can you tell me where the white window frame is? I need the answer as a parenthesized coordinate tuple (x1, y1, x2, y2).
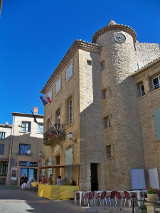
(66, 63, 73, 81)
(20, 121, 31, 133)
(55, 78, 61, 94)
(36, 123, 43, 134)
(152, 75, 160, 90)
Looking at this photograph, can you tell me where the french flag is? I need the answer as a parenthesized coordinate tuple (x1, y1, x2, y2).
(40, 96, 52, 105)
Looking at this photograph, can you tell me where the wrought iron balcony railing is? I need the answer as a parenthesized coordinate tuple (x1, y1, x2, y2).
(43, 123, 65, 145)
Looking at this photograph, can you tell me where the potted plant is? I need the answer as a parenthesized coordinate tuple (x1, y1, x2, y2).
(147, 188, 160, 202)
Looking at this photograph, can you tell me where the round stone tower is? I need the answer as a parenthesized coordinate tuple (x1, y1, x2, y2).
(93, 21, 145, 189)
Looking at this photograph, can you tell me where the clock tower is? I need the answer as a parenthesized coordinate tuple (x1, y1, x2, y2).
(92, 21, 144, 189)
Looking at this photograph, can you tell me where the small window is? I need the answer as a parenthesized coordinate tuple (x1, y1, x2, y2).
(0, 132, 5, 140)
(106, 145, 112, 159)
(55, 78, 61, 94)
(20, 121, 31, 133)
(19, 144, 31, 155)
(66, 64, 73, 81)
(152, 75, 160, 90)
(102, 89, 107, 99)
(0, 144, 4, 155)
(87, 60, 92, 65)
(103, 115, 111, 128)
(100, 61, 105, 71)
(36, 122, 43, 134)
(66, 97, 73, 125)
(55, 108, 61, 125)
(137, 82, 145, 96)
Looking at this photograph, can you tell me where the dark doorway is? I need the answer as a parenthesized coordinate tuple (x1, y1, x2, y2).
(90, 163, 98, 191)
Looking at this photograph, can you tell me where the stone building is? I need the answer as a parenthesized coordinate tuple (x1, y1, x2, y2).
(41, 20, 160, 190)
(0, 108, 44, 184)
(0, 124, 12, 183)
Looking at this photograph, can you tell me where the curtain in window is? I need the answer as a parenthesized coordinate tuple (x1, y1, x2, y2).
(19, 144, 31, 155)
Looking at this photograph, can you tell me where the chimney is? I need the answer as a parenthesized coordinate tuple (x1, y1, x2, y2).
(33, 107, 38, 114)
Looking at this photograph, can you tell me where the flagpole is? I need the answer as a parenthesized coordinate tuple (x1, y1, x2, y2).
(48, 119, 59, 135)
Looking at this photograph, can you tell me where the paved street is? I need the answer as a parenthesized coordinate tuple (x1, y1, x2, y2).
(0, 186, 137, 213)
(0, 185, 86, 213)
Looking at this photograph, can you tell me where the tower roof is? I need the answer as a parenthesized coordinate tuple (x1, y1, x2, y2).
(92, 20, 136, 43)
(108, 20, 117, 26)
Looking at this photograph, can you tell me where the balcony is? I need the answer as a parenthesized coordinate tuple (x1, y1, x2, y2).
(43, 124, 65, 145)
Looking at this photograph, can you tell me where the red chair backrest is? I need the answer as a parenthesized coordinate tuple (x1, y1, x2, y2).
(100, 191, 107, 199)
(124, 191, 131, 199)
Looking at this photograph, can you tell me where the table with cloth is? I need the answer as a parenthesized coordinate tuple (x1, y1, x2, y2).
(37, 184, 79, 200)
(31, 182, 39, 187)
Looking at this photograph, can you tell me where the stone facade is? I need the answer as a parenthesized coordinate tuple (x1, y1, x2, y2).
(41, 20, 160, 190)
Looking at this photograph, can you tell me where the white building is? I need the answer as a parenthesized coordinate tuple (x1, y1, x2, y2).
(0, 108, 44, 184)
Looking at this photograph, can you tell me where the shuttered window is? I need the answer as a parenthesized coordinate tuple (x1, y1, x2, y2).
(66, 64, 73, 81)
(55, 78, 61, 94)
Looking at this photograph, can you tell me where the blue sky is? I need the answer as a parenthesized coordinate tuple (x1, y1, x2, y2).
(0, 0, 160, 123)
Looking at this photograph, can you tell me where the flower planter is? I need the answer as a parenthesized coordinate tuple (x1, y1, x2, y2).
(147, 193, 159, 202)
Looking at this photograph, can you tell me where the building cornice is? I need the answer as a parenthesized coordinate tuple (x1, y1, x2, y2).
(0, 124, 12, 128)
(41, 40, 101, 94)
(92, 24, 136, 43)
(12, 112, 44, 118)
(132, 57, 160, 77)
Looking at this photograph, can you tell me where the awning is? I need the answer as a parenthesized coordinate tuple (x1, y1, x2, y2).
(40, 164, 80, 169)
